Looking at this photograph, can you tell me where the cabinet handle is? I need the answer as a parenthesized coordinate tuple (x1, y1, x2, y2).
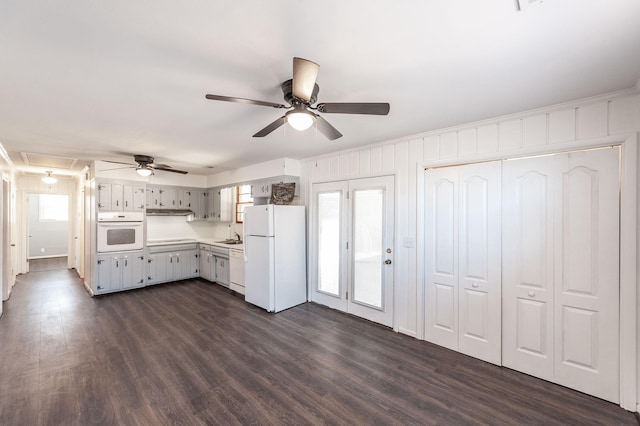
(471, 283, 479, 288)
(116, 260, 119, 268)
(124, 259, 128, 267)
(116, 200, 119, 207)
(177, 256, 180, 263)
(125, 200, 128, 208)
(528, 291, 536, 297)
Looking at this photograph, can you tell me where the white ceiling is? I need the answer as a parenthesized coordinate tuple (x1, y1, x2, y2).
(1, 0, 639, 176)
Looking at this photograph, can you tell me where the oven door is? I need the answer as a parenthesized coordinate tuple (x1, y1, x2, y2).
(97, 222, 144, 252)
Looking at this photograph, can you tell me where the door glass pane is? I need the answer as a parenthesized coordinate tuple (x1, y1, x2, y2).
(317, 192, 341, 296)
(352, 189, 383, 308)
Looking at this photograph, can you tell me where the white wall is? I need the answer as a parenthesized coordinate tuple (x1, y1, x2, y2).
(300, 87, 640, 410)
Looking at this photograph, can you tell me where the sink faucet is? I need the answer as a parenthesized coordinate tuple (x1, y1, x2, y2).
(234, 232, 241, 242)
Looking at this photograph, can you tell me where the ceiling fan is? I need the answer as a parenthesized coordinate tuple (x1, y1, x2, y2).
(205, 57, 390, 140)
(103, 154, 188, 176)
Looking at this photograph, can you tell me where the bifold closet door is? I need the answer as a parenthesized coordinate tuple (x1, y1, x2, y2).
(502, 147, 620, 403)
(424, 161, 502, 365)
(502, 155, 557, 381)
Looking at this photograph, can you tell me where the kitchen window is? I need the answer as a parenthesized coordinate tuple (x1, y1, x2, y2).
(236, 184, 253, 223)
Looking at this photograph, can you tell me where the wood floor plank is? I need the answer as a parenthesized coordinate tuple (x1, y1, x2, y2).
(0, 269, 636, 425)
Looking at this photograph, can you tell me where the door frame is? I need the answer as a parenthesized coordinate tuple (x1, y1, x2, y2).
(416, 133, 638, 411)
(309, 173, 397, 328)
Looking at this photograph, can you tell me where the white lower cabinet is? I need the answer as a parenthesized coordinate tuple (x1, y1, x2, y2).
(147, 244, 199, 285)
(198, 244, 230, 286)
(96, 251, 145, 294)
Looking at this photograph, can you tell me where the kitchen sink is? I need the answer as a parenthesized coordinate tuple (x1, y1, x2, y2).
(215, 239, 243, 245)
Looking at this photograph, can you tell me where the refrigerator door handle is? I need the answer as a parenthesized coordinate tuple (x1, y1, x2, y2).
(244, 237, 248, 262)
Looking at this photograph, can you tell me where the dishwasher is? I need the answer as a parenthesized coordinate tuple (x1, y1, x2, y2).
(229, 248, 245, 295)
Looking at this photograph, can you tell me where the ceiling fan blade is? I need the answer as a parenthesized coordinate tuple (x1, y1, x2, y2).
(253, 116, 286, 138)
(316, 102, 390, 115)
(315, 115, 343, 140)
(103, 160, 136, 166)
(150, 165, 188, 174)
(205, 94, 287, 109)
(150, 163, 171, 169)
(292, 57, 319, 102)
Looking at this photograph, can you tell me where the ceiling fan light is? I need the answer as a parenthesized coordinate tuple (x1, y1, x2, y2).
(42, 171, 57, 184)
(136, 166, 153, 177)
(286, 110, 315, 131)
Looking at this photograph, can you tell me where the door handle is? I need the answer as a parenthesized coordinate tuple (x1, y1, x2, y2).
(384, 259, 392, 265)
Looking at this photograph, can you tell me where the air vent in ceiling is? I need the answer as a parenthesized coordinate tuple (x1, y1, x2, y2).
(21, 152, 79, 170)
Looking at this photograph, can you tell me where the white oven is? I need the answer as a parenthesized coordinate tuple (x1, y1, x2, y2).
(97, 212, 144, 253)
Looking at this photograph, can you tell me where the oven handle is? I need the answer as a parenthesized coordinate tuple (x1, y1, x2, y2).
(98, 223, 143, 227)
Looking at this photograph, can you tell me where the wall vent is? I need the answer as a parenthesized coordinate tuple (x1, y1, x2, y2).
(517, 0, 543, 11)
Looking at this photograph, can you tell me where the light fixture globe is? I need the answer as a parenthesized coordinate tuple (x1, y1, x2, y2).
(136, 166, 153, 177)
(42, 171, 57, 184)
(285, 105, 315, 131)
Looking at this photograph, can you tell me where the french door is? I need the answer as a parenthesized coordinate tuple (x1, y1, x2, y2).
(311, 176, 395, 327)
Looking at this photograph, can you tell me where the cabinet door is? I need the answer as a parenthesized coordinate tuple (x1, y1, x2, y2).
(219, 187, 234, 222)
(146, 187, 160, 209)
(174, 251, 192, 280)
(132, 186, 146, 211)
(198, 190, 208, 220)
(208, 188, 220, 221)
(147, 253, 170, 284)
(96, 255, 121, 293)
(121, 253, 145, 289)
(159, 187, 178, 208)
(110, 184, 124, 210)
(190, 250, 199, 277)
(123, 185, 133, 211)
(199, 248, 211, 281)
(215, 257, 229, 286)
(97, 183, 112, 211)
(252, 181, 271, 198)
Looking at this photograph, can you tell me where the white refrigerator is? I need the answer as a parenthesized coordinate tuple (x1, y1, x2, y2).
(243, 205, 307, 312)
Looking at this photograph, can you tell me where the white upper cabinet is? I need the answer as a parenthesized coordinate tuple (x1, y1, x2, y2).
(98, 182, 144, 212)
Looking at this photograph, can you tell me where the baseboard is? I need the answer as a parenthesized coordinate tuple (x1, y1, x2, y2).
(398, 327, 417, 338)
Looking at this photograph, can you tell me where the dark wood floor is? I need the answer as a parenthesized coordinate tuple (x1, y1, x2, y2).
(0, 270, 636, 425)
(28, 256, 68, 272)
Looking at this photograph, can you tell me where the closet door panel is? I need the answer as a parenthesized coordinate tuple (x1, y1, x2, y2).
(458, 161, 502, 365)
(424, 167, 459, 350)
(554, 148, 619, 403)
(502, 157, 555, 380)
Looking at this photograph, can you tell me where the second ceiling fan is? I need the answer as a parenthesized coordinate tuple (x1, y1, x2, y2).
(205, 57, 390, 140)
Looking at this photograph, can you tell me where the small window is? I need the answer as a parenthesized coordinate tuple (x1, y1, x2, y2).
(39, 194, 69, 222)
(236, 185, 253, 223)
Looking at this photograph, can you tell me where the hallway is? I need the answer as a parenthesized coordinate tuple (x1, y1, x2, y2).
(0, 270, 636, 425)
